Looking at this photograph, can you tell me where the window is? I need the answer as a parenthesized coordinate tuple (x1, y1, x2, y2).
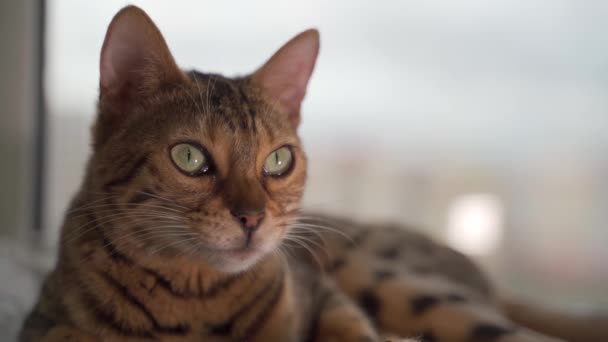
(42, 0, 608, 307)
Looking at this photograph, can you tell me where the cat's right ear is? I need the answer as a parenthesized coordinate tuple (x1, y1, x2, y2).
(99, 6, 186, 112)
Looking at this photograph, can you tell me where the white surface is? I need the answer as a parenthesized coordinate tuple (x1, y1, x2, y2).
(0, 239, 53, 342)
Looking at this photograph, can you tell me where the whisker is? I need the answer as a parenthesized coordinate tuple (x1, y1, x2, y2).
(192, 75, 205, 115)
(69, 207, 186, 221)
(110, 230, 196, 247)
(148, 237, 202, 256)
(91, 226, 194, 257)
(64, 214, 183, 244)
(286, 220, 354, 244)
(284, 232, 329, 260)
(174, 238, 204, 259)
(285, 230, 326, 248)
(205, 76, 217, 115)
(132, 232, 200, 242)
(273, 245, 293, 264)
(281, 235, 324, 270)
(133, 190, 191, 210)
(283, 236, 325, 269)
(67, 195, 120, 213)
(179, 82, 205, 118)
(68, 202, 184, 214)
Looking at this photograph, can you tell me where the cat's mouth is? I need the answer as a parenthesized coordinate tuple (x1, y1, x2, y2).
(180, 221, 284, 272)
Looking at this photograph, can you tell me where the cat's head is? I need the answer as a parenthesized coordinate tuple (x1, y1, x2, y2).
(84, 6, 318, 273)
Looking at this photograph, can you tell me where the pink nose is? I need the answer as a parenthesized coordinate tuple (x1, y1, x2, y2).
(231, 210, 265, 231)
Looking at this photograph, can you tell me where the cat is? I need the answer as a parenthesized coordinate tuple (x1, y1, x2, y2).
(20, 5, 607, 342)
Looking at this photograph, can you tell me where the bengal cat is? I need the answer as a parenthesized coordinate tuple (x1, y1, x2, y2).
(20, 6, 607, 342)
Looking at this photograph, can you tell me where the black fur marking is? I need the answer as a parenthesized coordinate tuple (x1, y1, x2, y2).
(209, 321, 232, 335)
(96, 221, 193, 299)
(189, 70, 222, 112)
(326, 258, 347, 273)
(358, 337, 374, 342)
(240, 276, 285, 339)
(377, 246, 400, 259)
(419, 330, 437, 342)
(230, 82, 253, 131)
(104, 155, 147, 189)
(20, 311, 56, 338)
(128, 189, 156, 204)
(92, 215, 191, 299)
(470, 324, 513, 341)
(188, 70, 207, 81)
(80, 288, 154, 338)
(349, 229, 371, 248)
(303, 282, 333, 342)
(410, 295, 440, 315)
(237, 86, 257, 133)
(210, 80, 232, 109)
(98, 271, 190, 336)
(93, 217, 134, 265)
(155, 323, 190, 335)
(139, 267, 190, 299)
(445, 293, 467, 303)
(357, 289, 381, 318)
(204, 273, 243, 297)
(207, 271, 283, 337)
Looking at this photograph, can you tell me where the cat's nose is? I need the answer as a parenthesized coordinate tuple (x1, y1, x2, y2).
(231, 209, 265, 232)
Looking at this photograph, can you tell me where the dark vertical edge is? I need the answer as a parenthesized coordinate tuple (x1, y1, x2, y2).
(32, 0, 46, 232)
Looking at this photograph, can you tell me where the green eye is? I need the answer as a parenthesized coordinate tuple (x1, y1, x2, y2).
(170, 143, 209, 175)
(263, 146, 293, 176)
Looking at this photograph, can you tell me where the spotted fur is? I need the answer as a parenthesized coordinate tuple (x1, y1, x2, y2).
(20, 6, 607, 342)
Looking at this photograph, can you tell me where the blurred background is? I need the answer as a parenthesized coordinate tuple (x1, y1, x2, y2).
(1, 0, 608, 339)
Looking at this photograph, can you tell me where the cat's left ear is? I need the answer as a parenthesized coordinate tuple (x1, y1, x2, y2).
(251, 29, 320, 128)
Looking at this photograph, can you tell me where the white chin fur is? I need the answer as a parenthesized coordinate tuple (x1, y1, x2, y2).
(204, 247, 270, 274)
(199, 235, 280, 273)
(219, 254, 265, 273)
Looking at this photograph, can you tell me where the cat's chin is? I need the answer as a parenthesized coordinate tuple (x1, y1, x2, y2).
(200, 245, 271, 274)
(196, 231, 284, 273)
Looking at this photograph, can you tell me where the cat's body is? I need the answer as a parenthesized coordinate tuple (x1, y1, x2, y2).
(21, 6, 607, 342)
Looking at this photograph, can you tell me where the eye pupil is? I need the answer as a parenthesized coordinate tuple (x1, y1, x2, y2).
(263, 146, 293, 176)
(170, 143, 209, 175)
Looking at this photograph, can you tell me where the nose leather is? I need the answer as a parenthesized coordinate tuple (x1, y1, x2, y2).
(224, 174, 267, 241)
(231, 210, 265, 231)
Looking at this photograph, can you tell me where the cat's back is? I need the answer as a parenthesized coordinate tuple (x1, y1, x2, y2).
(291, 213, 494, 299)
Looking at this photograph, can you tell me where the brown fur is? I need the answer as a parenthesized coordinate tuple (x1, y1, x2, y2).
(20, 6, 607, 342)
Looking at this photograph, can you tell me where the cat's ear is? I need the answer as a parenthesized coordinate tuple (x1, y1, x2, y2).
(252, 29, 320, 128)
(99, 6, 186, 111)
